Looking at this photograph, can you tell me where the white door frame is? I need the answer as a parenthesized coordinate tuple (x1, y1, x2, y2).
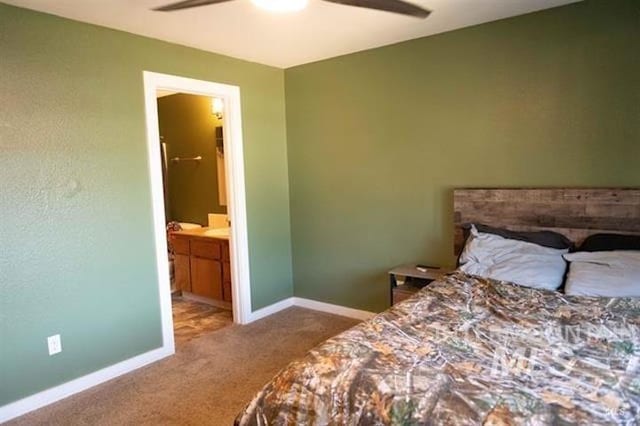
(142, 72, 253, 352)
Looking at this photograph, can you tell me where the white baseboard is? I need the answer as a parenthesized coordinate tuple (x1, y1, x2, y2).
(248, 297, 295, 322)
(293, 297, 376, 321)
(247, 296, 376, 322)
(0, 296, 373, 423)
(0, 346, 173, 424)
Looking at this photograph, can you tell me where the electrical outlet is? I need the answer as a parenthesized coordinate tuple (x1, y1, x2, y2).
(47, 334, 62, 356)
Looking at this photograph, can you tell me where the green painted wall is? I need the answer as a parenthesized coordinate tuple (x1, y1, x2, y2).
(0, 4, 292, 405)
(157, 93, 227, 226)
(285, 0, 640, 312)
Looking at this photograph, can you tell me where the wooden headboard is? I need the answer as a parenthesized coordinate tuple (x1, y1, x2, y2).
(453, 188, 640, 255)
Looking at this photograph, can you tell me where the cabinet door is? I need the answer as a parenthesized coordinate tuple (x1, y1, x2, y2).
(223, 261, 232, 302)
(174, 254, 191, 292)
(223, 281, 232, 302)
(190, 257, 223, 300)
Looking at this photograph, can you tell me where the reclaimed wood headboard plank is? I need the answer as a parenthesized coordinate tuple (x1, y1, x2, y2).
(453, 188, 640, 255)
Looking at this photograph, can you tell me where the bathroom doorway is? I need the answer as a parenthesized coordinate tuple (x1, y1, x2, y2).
(158, 91, 233, 347)
(143, 72, 253, 356)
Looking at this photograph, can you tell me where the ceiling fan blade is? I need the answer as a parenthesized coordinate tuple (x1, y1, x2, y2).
(322, 0, 430, 18)
(153, 0, 234, 11)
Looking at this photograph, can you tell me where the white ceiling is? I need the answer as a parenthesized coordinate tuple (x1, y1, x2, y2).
(5, 0, 581, 68)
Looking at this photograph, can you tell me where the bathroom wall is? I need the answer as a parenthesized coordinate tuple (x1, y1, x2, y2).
(0, 3, 293, 406)
(157, 93, 226, 226)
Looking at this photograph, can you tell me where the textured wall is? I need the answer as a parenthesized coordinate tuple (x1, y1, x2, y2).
(157, 93, 226, 226)
(285, 0, 640, 312)
(0, 4, 292, 405)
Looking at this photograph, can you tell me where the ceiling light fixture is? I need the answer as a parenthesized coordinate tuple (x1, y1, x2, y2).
(250, 0, 308, 13)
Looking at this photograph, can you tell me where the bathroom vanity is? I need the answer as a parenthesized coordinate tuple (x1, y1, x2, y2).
(170, 228, 232, 306)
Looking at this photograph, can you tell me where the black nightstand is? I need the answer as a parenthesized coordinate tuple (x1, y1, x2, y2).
(388, 264, 452, 306)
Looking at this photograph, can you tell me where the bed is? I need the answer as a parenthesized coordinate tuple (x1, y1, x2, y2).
(236, 189, 640, 425)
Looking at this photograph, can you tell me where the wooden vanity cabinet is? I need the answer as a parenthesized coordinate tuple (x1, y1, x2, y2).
(172, 237, 191, 292)
(222, 247, 232, 302)
(174, 254, 192, 292)
(171, 234, 231, 304)
(191, 256, 223, 300)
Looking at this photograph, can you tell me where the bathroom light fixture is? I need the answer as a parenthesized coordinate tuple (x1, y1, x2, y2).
(250, 0, 308, 13)
(212, 97, 224, 120)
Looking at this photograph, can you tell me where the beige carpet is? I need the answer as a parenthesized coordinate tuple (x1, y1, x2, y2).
(9, 307, 360, 426)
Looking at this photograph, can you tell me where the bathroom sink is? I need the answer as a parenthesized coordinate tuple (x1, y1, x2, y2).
(204, 228, 230, 238)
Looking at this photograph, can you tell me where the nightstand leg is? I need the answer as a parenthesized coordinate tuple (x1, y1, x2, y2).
(389, 274, 395, 307)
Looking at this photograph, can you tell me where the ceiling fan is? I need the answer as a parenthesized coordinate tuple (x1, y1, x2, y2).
(153, 0, 431, 18)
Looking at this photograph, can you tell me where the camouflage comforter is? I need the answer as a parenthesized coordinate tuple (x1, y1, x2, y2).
(236, 272, 640, 425)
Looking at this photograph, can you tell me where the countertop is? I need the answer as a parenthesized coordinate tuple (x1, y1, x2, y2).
(171, 227, 230, 241)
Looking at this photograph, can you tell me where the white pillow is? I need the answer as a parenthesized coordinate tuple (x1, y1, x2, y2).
(563, 251, 640, 297)
(458, 225, 568, 290)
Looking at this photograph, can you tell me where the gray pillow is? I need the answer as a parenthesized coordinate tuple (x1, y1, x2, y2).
(579, 233, 640, 252)
(463, 223, 573, 250)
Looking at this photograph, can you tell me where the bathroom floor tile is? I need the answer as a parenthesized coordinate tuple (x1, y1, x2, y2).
(171, 296, 233, 348)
